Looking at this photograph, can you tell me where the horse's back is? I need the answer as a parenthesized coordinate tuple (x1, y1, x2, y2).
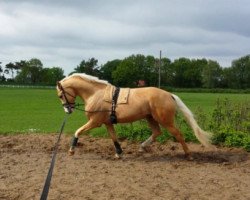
(130, 87, 173, 101)
(129, 87, 175, 110)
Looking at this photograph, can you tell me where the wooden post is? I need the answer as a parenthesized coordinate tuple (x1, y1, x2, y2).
(158, 50, 162, 88)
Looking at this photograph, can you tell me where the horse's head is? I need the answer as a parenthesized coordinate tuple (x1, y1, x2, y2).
(56, 81, 76, 114)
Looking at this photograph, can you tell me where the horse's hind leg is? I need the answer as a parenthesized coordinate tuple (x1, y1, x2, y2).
(139, 116, 161, 152)
(165, 124, 192, 159)
(106, 124, 123, 158)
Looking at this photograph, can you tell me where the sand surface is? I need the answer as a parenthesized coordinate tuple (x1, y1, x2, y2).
(0, 134, 249, 200)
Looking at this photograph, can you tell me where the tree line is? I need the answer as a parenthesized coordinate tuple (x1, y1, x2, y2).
(0, 54, 249, 89)
(0, 58, 64, 85)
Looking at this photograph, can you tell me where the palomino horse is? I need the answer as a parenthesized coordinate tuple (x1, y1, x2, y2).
(56, 73, 212, 159)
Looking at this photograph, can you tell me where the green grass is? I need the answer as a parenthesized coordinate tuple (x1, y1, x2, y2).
(175, 92, 250, 113)
(0, 88, 249, 136)
(0, 88, 89, 134)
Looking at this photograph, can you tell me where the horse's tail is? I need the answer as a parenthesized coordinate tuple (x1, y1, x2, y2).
(171, 94, 212, 147)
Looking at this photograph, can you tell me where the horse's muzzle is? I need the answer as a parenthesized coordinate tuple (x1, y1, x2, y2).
(63, 105, 74, 114)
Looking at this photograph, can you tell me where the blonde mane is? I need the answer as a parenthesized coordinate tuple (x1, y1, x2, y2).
(61, 73, 109, 85)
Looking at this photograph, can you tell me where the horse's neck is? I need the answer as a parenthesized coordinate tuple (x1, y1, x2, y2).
(72, 78, 107, 102)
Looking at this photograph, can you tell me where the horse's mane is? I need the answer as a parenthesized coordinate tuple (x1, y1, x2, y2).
(62, 73, 109, 85)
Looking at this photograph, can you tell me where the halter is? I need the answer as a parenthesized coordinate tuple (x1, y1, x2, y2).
(57, 82, 76, 113)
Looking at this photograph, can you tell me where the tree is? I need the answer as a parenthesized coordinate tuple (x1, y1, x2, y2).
(0, 62, 5, 82)
(144, 55, 158, 86)
(14, 60, 28, 74)
(202, 60, 222, 88)
(4, 58, 65, 85)
(15, 58, 43, 84)
(171, 58, 191, 87)
(112, 56, 137, 87)
(99, 59, 121, 83)
(29, 58, 43, 84)
(220, 67, 232, 88)
(160, 57, 172, 86)
(170, 58, 208, 88)
(189, 59, 207, 88)
(71, 58, 99, 76)
(229, 55, 250, 89)
(112, 54, 158, 87)
(41, 67, 65, 85)
(0, 62, 2, 75)
(5, 62, 16, 79)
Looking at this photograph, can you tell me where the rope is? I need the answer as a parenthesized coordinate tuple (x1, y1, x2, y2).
(73, 103, 111, 113)
(39, 84, 115, 199)
(40, 114, 69, 200)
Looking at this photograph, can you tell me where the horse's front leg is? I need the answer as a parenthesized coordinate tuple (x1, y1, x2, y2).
(69, 120, 98, 155)
(105, 124, 123, 158)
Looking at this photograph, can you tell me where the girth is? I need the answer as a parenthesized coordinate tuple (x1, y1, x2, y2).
(110, 87, 120, 124)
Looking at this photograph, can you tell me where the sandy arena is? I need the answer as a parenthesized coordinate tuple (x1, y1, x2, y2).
(0, 134, 249, 200)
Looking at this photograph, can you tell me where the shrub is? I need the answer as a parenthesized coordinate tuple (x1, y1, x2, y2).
(200, 98, 250, 151)
(116, 121, 151, 141)
(243, 136, 250, 152)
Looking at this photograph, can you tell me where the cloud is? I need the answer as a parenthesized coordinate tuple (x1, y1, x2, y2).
(0, 0, 250, 75)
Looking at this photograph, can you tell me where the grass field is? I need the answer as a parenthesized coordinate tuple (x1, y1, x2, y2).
(0, 88, 88, 134)
(0, 88, 249, 136)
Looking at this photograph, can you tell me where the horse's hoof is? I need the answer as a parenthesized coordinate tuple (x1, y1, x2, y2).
(115, 153, 123, 159)
(68, 149, 75, 156)
(139, 146, 151, 153)
(186, 155, 194, 161)
(138, 146, 146, 153)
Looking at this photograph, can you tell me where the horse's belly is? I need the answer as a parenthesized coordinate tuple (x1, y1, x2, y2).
(116, 105, 149, 123)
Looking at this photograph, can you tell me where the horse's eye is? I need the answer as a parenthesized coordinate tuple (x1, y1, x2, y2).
(59, 95, 63, 99)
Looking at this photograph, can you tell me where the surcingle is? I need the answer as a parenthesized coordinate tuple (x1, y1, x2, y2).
(104, 84, 130, 104)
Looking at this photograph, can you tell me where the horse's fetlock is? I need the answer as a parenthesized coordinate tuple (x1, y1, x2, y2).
(115, 153, 123, 159)
(71, 136, 78, 147)
(114, 141, 123, 155)
(139, 146, 146, 153)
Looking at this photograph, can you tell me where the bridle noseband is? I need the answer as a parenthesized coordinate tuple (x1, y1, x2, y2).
(57, 82, 76, 113)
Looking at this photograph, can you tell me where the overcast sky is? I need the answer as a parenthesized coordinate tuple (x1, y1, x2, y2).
(1, 0, 250, 75)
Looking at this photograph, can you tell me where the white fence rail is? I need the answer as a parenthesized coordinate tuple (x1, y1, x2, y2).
(0, 84, 55, 89)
